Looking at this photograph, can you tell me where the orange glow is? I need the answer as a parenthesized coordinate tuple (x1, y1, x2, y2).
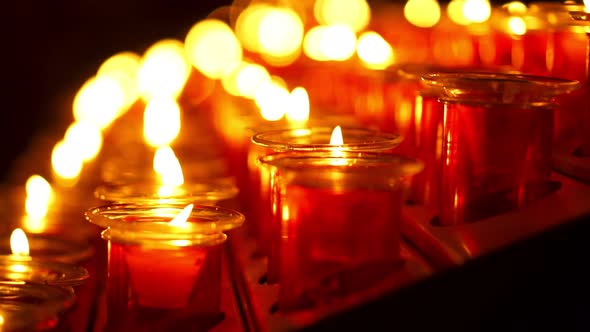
(51, 140, 83, 181)
(169, 204, 193, 227)
(303, 25, 357, 61)
(64, 121, 103, 162)
(185, 19, 242, 79)
(258, 7, 304, 58)
(25, 175, 53, 202)
(24, 175, 53, 224)
(314, 0, 371, 33)
(357, 31, 395, 69)
(136, 39, 190, 100)
(447, 0, 471, 26)
(504, 1, 527, 15)
(153, 146, 185, 187)
(329, 125, 344, 145)
(463, 0, 491, 23)
(254, 79, 289, 121)
(73, 75, 127, 130)
(507, 17, 527, 35)
(235, 4, 274, 53)
(585, 0, 590, 11)
(143, 98, 181, 148)
(404, 0, 441, 28)
(285, 87, 310, 124)
(97, 51, 141, 109)
(10, 228, 29, 257)
(221, 61, 271, 98)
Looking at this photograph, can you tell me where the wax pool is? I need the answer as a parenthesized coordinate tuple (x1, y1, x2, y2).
(106, 240, 223, 331)
(278, 184, 403, 311)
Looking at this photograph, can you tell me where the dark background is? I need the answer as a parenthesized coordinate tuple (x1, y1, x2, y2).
(0, 0, 232, 180)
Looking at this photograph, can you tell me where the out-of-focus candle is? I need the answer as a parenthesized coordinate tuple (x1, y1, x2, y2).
(260, 151, 422, 311)
(422, 71, 579, 225)
(85, 203, 244, 331)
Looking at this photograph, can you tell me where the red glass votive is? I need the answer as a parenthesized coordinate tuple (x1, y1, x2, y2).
(85, 203, 244, 331)
(422, 71, 579, 225)
(252, 127, 402, 284)
(260, 151, 423, 312)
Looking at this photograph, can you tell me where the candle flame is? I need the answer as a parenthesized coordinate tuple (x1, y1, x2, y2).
(10, 228, 29, 257)
(24, 175, 53, 233)
(153, 146, 184, 196)
(329, 126, 344, 145)
(143, 97, 181, 148)
(169, 204, 193, 227)
(285, 87, 310, 124)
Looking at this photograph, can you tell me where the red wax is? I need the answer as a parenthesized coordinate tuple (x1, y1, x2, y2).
(476, 31, 513, 67)
(519, 30, 551, 76)
(106, 242, 222, 331)
(278, 185, 403, 311)
(409, 94, 444, 207)
(439, 102, 554, 225)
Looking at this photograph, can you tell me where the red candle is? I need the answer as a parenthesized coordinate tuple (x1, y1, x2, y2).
(85, 203, 244, 331)
(422, 71, 579, 225)
(261, 151, 423, 312)
(253, 127, 402, 284)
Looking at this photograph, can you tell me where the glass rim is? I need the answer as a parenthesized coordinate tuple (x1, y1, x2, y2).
(251, 126, 403, 152)
(0, 256, 89, 287)
(94, 180, 239, 204)
(259, 151, 424, 176)
(85, 203, 245, 245)
(394, 63, 521, 82)
(422, 71, 580, 89)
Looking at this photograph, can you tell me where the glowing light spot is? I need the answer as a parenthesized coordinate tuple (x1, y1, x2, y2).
(97, 51, 141, 109)
(329, 125, 344, 145)
(404, 0, 441, 28)
(136, 39, 190, 100)
(303, 25, 357, 61)
(25, 175, 52, 201)
(357, 31, 395, 69)
(508, 16, 527, 35)
(143, 98, 181, 148)
(235, 4, 274, 53)
(463, 0, 491, 23)
(185, 19, 242, 79)
(51, 141, 83, 180)
(25, 175, 52, 222)
(504, 1, 527, 15)
(285, 87, 310, 123)
(258, 7, 304, 58)
(73, 76, 127, 130)
(153, 146, 185, 187)
(221, 61, 271, 98)
(447, 0, 471, 26)
(10, 228, 29, 257)
(255, 80, 289, 121)
(64, 121, 103, 162)
(314, 0, 371, 32)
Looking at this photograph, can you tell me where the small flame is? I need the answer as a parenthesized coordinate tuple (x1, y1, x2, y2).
(51, 140, 83, 182)
(10, 229, 29, 257)
(153, 146, 185, 187)
(285, 87, 310, 124)
(254, 79, 289, 121)
(329, 126, 344, 145)
(169, 204, 193, 227)
(143, 97, 181, 148)
(24, 175, 53, 232)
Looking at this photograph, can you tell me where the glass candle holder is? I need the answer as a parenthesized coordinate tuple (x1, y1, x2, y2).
(422, 71, 580, 225)
(260, 151, 423, 312)
(0, 282, 76, 331)
(252, 127, 402, 284)
(94, 179, 239, 206)
(0, 256, 89, 287)
(85, 203, 244, 332)
(0, 233, 94, 265)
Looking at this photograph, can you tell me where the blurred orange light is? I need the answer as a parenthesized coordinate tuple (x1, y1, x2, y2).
(97, 51, 141, 109)
(51, 140, 83, 181)
(463, 0, 491, 23)
(404, 0, 441, 28)
(185, 19, 242, 80)
(64, 121, 103, 162)
(357, 31, 395, 69)
(143, 98, 181, 147)
(255, 80, 289, 121)
(285, 87, 310, 123)
(447, 0, 471, 26)
(303, 25, 357, 61)
(235, 4, 274, 53)
(258, 7, 304, 58)
(73, 75, 127, 130)
(136, 39, 190, 100)
(314, 0, 371, 33)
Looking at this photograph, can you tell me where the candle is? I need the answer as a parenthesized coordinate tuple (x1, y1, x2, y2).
(85, 203, 244, 331)
(253, 126, 402, 284)
(0, 282, 76, 331)
(259, 151, 423, 311)
(422, 71, 579, 225)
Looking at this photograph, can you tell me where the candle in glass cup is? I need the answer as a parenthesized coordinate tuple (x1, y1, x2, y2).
(84, 203, 244, 331)
(422, 71, 579, 225)
(253, 127, 402, 284)
(260, 151, 423, 312)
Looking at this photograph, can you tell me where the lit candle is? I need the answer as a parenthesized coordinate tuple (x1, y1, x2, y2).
(260, 149, 423, 312)
(85, 202, 244, 331)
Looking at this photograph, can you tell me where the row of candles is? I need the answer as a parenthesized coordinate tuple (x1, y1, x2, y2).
(2, 0, 590, 331)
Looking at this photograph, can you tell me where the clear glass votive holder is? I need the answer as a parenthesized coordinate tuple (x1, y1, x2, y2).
(0, 256, 89, 287)
(84, 203, 244, 332)
(259, 151, 423, 312)
(422, 71, 580, 225)
(0, 282, 77, 331)
(252, 127, 402, 284)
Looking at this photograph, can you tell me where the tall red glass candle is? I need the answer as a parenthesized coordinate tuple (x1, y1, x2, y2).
(85, 203, 244, 332)
(422, 71, 579, 225)
(260, 151, 423, 312)
(253, 127, 402, 284)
